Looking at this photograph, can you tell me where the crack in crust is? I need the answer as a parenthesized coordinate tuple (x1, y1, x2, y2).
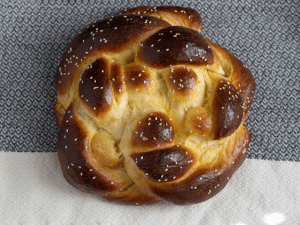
(55, 6, 256, 205)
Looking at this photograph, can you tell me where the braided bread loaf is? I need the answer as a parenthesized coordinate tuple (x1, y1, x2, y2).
(54, 6, 255, 205)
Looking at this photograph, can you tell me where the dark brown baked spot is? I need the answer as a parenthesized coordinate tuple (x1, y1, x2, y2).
(137, 26, 213, 68)
(55, 14, 170, 94)
(131, 145, 194, 182)
(131, 112, 174, 149)
(167, 67, 197, 95)
(232, 65, 256, 120)
(79, 58, 113, 115)
(149, 126, 251, 205)
(213, 80, 243, 139)
(125, 64, 153, 89)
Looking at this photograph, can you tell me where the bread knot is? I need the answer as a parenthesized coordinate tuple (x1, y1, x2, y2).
(55, 6, 255, 205)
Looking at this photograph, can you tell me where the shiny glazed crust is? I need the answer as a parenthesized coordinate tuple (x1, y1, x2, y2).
(55, 6, 255, 205)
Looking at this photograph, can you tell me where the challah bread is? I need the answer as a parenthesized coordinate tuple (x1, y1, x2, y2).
(55, 6, 255, 205)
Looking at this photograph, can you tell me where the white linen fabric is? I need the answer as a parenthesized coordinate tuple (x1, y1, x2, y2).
(0, 152, 299, 225)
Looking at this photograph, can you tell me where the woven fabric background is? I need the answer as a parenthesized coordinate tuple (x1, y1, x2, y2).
(1, 0, 299, 161)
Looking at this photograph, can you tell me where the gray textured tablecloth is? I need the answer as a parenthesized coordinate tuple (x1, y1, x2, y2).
(1, 0, 299, 162)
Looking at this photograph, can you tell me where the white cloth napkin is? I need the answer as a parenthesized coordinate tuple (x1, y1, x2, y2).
(1, 152, 299, 225)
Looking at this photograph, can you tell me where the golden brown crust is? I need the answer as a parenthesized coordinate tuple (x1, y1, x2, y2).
(57, 102, 160, 204)
(55, 14, 171, 95)
(123, 6, 202, 32)
(124, 64, 154, 90)
(186, 107, 213, 138)
(57, 103, 119, 194)
(54, 102, 65, 127)
(111, 63, 125, 96)
(103, 183, 160, 205)
(148, 125, 250, 205)
(206, 40, 256, 120)
(55, 6, 255, 205)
